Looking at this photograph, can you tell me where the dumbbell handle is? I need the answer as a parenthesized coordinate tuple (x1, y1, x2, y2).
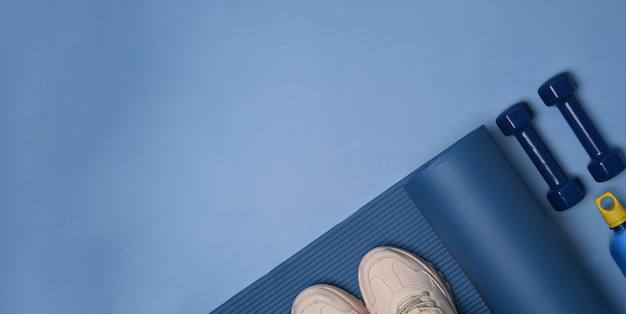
(556, 96, 609, 158)
(515, 126, 569, 188)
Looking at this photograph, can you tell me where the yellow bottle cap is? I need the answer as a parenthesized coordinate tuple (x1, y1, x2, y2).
(595, 192, 626, 229)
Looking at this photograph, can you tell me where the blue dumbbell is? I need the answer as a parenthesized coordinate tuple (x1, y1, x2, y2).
(497, 101, 586, 211)
(538, 72, 625, 182)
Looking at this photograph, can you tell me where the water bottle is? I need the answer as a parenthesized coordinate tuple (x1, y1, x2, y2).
(595, 191, 626, 277)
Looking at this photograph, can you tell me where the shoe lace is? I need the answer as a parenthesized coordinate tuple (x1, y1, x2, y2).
(397, 291, 445, 314)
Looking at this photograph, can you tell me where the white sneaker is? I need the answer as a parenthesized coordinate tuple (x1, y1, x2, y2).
(292, 284, 370, 314)
(358, 247, 457, 314)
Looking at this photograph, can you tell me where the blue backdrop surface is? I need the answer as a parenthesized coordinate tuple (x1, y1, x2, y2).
(2, 1, 626, 313)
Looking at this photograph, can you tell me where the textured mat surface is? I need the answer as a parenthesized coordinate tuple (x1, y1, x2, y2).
(213, 125, 619, 314)
(212, 151, 490, 313)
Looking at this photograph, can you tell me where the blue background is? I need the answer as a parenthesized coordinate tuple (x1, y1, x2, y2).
(2, 1, 626, 313)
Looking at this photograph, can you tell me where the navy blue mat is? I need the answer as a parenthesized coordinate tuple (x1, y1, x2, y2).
(212, 126, 618, 313)
(211, 148, 490, 313)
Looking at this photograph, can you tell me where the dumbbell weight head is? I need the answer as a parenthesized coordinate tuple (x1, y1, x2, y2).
(496, 101, 533, 136)
(588, 148, 626, 182)
(538, 72, 576, 106)
(546, 179, 586, 211)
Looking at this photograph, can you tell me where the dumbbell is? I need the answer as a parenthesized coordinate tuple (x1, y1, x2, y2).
(538, 72, 625, 182)
(496, 101, 585, 211)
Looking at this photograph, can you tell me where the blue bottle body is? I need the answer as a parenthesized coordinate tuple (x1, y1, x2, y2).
(610, 224, 626, 276)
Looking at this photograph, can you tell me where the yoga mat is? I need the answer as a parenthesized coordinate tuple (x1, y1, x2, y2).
(212, 166, 489, 312)
(405, 126, 617, 313)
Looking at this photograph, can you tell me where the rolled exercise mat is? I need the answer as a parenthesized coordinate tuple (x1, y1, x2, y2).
(405, 126, 617, 313)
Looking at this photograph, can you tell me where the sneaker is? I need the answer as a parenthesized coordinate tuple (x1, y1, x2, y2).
(292, 284, 370, 314)
(358, 247, 457, 314)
